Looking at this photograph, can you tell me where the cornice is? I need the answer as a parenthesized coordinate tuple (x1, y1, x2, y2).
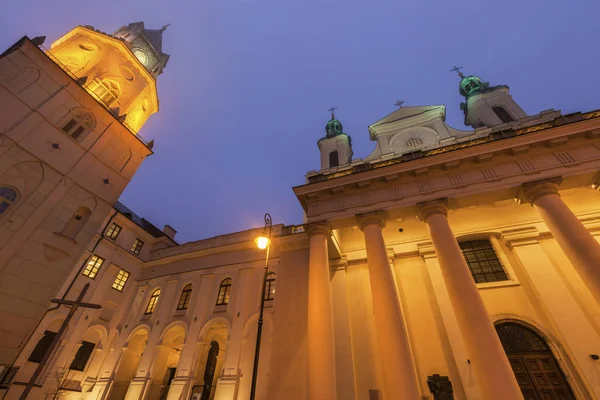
(417, 242, 436, 260)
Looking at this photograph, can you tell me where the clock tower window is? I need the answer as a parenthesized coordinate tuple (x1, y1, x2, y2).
(89, 79, 120, 107)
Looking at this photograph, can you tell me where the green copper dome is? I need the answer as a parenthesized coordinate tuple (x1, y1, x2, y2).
(325, 117, 344, 138)
(459, 75, 490, 97)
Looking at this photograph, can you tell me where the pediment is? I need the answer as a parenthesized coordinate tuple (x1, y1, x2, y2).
(368, 105, 446, 139)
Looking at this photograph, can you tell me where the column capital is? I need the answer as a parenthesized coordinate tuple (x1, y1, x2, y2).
(518, 177, 562, 204)
(356, 211, 389, 231)
(305, 221, 331, 237)
(417, 199, 448, 221)
(417, 242, 436, 260)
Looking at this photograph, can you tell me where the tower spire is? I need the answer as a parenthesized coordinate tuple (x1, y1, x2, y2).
(328, 106, 337, 119)
(450, 65, 464, 78)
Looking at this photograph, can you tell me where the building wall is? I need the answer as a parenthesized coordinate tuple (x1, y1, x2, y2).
(6, 185, 600, 400)
(0, 36, 152, 367)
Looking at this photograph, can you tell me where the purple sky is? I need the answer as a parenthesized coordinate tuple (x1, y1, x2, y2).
(2, 0, 599, 243)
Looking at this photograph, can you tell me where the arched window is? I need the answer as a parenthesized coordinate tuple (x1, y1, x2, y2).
(28, 330, 57, 363)
(0, 186, 19, 215)
(91, 79, 120, 106)
(145, 289, 160, 314)
(459, 239, 508, 283)
(263, 272, 276, 301)
(69, 341, 95, 371)
(177, 284, 193, 310)
(61, 206, 92, 240)
(329, 151, 339, 168)
(216, 278, 232, 305)
(61, 110, 94, 140)
(492, 106, 514, 123)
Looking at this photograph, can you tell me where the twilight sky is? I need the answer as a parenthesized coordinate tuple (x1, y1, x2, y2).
(1, 0, 599, 243)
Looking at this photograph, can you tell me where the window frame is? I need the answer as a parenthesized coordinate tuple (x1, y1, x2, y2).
(112, 269, 130, 292)
(263, 272, 276, 301)
(492, 106, 515, 124)
(0, 186, 19, 218)
(145, 289, 161, 314)
(131, 238, 144, 255)
(82, 255, 105, 279)
(28, 330, 57, 363)
(459, 238, 509, 284)
(177, 284, 193, 310)
(68, 341, 95, 371)
(105, 223, 122, 240)
(216, 278, 232, 306)
(60, 110, 94, 141)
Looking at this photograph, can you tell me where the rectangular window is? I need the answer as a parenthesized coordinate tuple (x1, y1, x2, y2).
(105, 223, 122, 240)
(83, 255, 104, 279)
(459, 239, 509, 284)
(112, 269, 130, 292)
(131, 239, 144, 255)
(69, 341, 95, 371)
(28, 331, 57, 363)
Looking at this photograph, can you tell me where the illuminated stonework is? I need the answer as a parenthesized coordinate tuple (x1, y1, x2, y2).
(46, 25, 167, 133)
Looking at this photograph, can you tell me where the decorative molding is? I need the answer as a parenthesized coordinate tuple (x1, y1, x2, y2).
(356, 211, 388, 231)
(517, 177, 562, 205)
(417, 199, 448, 221)
(500, 226, 540, 248)
(417, 242, 436, 260)
(305, 221, 332, 237)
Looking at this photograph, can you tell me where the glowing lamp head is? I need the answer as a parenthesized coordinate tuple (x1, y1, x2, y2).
(255, 236, 271, 250)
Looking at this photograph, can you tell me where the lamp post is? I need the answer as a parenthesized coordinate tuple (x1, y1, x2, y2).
(250, 213, 272, 400)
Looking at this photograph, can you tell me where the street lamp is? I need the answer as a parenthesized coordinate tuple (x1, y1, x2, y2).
(250, 213, 272, 400)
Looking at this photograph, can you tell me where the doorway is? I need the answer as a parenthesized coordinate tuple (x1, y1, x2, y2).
(496, 322, 576, 400)
(200, 341, 219, 400)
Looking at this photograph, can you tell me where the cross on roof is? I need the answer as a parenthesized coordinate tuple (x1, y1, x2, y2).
(395, 100, 405, 108)
(328, 106, 337, 118)
(450, 65, 464, 78)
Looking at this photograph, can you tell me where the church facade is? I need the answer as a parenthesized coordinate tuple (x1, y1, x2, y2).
(2, 21, 600, 400)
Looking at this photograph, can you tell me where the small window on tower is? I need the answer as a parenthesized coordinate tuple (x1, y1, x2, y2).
(492, 107, 515, 123)
(329, 151, 339, 168)
(90, 79, 120, 106)
(61, 110, 94, 141)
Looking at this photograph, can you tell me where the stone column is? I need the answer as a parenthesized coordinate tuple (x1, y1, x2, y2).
(417, 200, 522, 400)
(306, 222, 336, 400)
(357, 212, 420, 400)
(520, 178, 600, 305)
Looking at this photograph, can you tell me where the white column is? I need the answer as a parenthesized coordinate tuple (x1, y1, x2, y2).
(306, 222, 336, 400)
(357, 212, 420, 399)
(417, 200, 523, 400)
(520, 179, 600, 305)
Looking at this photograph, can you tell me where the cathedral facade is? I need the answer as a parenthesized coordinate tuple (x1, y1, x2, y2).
(2, 22, 600, 400)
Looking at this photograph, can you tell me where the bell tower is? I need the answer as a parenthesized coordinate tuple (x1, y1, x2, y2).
(318, 108, 353, 170)
(454, 67, 527, 128)
(0, 22, 169, 366)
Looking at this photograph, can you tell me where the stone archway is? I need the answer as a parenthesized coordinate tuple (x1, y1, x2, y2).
(495, 322, 576, 400)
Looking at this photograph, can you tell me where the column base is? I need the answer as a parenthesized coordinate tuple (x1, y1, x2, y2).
(166, 377, 194, 400)
(124, 377, 151, 400)
(214, 375, 240, 400)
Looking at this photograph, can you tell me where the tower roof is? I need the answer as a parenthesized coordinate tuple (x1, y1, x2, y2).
(112, 22, 171, 77)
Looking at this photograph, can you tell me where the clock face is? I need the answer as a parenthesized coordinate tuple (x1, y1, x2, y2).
(133, 49, 148, 66)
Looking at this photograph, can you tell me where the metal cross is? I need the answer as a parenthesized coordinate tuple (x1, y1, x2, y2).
(395, 100, 405, 108)
(328, 106, 337, 118)
(19, 283, 102, 400)
(450, 65, 464, 77)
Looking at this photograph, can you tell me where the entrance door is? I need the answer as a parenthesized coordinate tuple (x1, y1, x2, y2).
(159, 368, 177, 400)
(200, 341, 219, 400)
(496, 322, 576, 400)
